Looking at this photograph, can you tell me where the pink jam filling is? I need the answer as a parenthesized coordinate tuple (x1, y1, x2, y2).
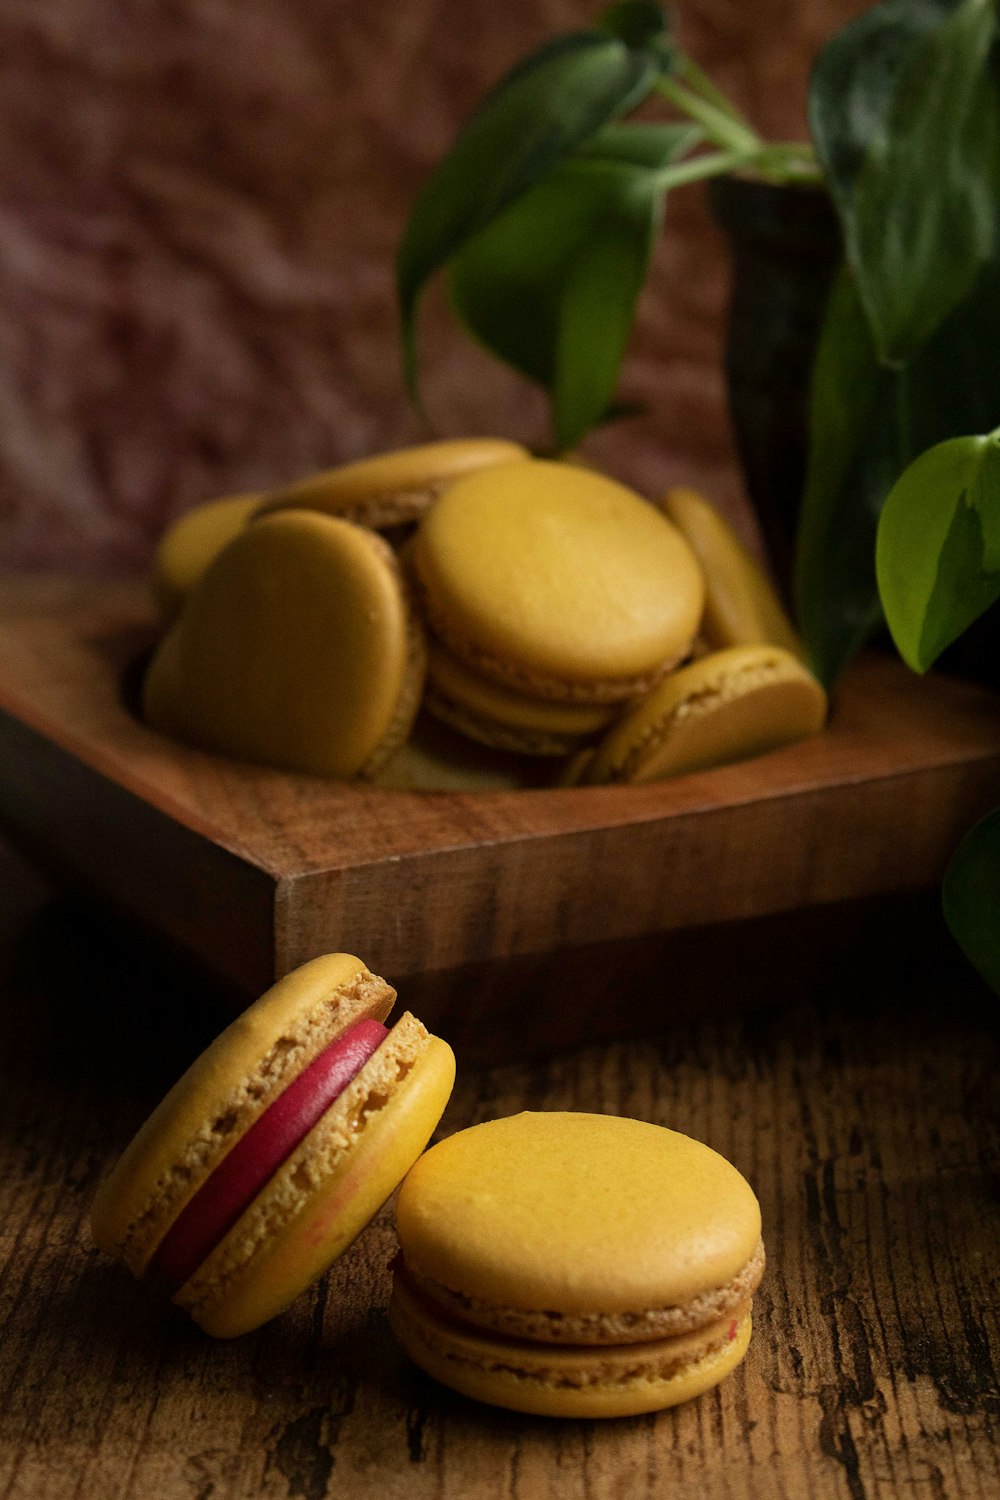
(153, 1017, 389, 1288)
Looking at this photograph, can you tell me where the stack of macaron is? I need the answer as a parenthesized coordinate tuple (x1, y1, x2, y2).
(143, 440, 827, 787)
(90, 953, 765, 1420)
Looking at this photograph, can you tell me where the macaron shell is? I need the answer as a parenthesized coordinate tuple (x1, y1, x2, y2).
(413, 460, 705, 699)
(90, 954, 392, 1274)
(390, 1276, 754, 1419)
(179, 1020, 456, 1337)
(660, 488, 802, 656)
(152, 492, 264, 618)
(586, 645, 828, 786)
(143, 511, 426, 779)
(257, 439, 528, 524)
(424, 642, 617, 756)
(395, 1113, 761, 1318)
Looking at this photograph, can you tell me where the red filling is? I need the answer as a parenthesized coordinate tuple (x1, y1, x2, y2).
(153, 1017, 389, 1288)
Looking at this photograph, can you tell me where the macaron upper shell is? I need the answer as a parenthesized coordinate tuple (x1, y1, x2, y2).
(258, 438, 529, 521)
(413, 461, 705, 697)
(180, 1020, 456, 1338)
(89, 953, 392, 1275)
(394, 1113, 762, 1318)
(143, 511, 425, 779)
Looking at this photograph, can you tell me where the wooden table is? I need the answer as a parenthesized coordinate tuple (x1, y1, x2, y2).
(1, 833, 998, 1500)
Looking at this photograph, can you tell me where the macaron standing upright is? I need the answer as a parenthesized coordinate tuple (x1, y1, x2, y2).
(143, 509, 426, 779)
(660, 487, 802, 656)
(152, 492, 264, 620)
(411, 459, 706, 706)
(150, 439, 528, 618)
(390, 1111, 765, 1418)
(91, 953, 455, 1338)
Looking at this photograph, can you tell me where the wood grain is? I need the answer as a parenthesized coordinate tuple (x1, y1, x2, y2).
(0, 834, 997, 1499)
(2, 578, 1000, 1038)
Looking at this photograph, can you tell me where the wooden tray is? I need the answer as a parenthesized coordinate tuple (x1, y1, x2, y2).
(3, 577, 1000, 1004)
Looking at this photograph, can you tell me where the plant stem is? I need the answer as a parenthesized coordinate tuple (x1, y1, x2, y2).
(650, 149, 759, 192)
(655, 77, 761, 154)
(675, 55, 757, 134)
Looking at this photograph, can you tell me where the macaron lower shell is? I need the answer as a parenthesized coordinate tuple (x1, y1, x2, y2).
(402, 1236, 765, 1345)
(143, 512, 425, 780)
(90, 954, 393, 1276)
(176, 1017, 456, 1338)
(585, 646, 828, 786)
(390, 1275, 754, 1419)
(371, 714, 552, 791)
(424, 643, 617, 757)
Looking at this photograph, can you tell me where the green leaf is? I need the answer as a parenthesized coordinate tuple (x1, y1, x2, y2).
(598, 0, 676, 66)
(397, 15, 671, 393)
(449, 159, 664, 449)
(876, 432, 1000, 672)
(810, 0, 1000, 365)
(943, 808, 1000, 995)
(795, 256, 1000, 686)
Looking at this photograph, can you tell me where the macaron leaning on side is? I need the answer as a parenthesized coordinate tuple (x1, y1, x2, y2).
(91, 953, 455, 1338)
(390, 1112, 765, 1418)
(143, 510, 426, 779)
(585, 644, 828, 786)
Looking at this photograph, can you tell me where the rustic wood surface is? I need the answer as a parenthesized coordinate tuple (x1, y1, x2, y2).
(4, 577, 1000, 1024)
(0, 833, 998, 1500)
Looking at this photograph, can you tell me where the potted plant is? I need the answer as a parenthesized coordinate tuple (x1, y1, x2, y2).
(396, 0, 1000, 688)
(396, 0, 1000, 982)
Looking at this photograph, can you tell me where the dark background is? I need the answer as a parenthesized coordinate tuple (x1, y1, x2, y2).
(0, 0, 867, 573)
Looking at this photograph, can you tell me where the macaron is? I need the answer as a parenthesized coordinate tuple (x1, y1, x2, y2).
(584, 644, 828, 785)
(411, 459, 705, 703)
(90, 953, 455, 1338)
(152, 492, 264, 619)
(389, 1112, 764, 1418)
(257, 438, 529, 529)
(143, 510, 426, 779)
(370, 712, 551, 791)
(423, 640, 618, 757)
(660, 487, 802, 656)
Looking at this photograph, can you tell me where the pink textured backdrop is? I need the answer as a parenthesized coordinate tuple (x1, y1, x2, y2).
(0, 0, 867, 572)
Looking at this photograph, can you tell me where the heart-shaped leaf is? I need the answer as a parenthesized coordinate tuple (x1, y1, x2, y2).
(876, 431, 1000, 673)
(448, 158, 666, 450)
(397, 11, 672, 394)
(943, 807, 1000, 996)
(810, 0, 1000, 365)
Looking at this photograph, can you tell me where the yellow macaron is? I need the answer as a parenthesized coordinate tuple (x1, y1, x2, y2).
(152, 492, 264, 620)
(423, 640, 618, 756)
(584, 644, 828, 785)
(411, 459, 705, 703)
(660, 487, 802, 656)
(91, 954, 455, 1338)
(371, 713, 551, 791)
(143, 510, 426, 779)
(257, 437, 529, 528)
(390, 1112, 764, 1418)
